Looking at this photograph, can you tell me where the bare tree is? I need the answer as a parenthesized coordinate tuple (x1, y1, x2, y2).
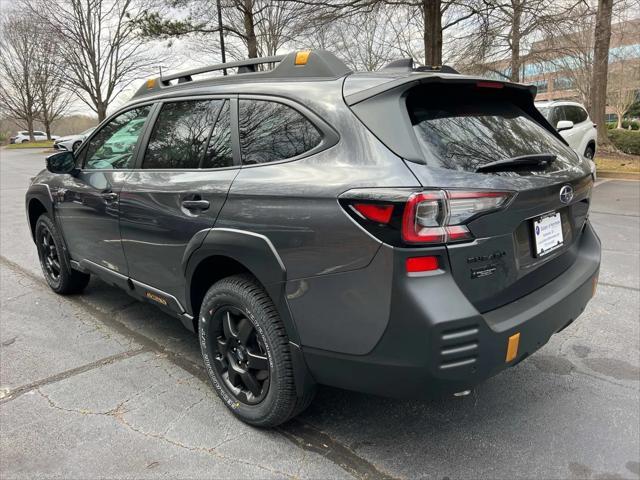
(134, 0, 312, 61)
(32, 23, 72, 139)
(590, 0, 613, 145)
(25, 0, 156, 121)
(0, 15, 41, 140)
(607, 63, 639, 128)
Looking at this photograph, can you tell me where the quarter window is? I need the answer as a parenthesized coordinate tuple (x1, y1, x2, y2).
(239, 99, 321, 164)
(143, 100, 226, 169)
(84, 106, 151, 170)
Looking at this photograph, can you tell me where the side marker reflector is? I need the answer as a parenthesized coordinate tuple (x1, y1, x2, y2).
(295, 51, 311, 65)
(506, 333, 520, 362)
(406, 256, 439, 273)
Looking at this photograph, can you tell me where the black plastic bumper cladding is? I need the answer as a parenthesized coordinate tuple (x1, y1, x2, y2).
(302, 222, 600, 398)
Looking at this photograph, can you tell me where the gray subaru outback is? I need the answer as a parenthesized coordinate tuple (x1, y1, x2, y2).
(26, 50, 600, 426)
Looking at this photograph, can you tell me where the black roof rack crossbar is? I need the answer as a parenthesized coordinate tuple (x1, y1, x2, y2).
(160, 54, 285, 84)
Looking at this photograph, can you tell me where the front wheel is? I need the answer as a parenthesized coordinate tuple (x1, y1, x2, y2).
(199, 274, 313, 427)
(35, 215, 90, 294)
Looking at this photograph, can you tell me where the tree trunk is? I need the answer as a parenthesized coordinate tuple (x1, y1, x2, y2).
(422, 0, 442, 66)
(616, 112, 622, 129)
(27, 116, 34, 141)
(243, 0, 258, 58)
(509, 0, 522, 82)
(97, 102, 107, 122)
(590, 0, 613, 146)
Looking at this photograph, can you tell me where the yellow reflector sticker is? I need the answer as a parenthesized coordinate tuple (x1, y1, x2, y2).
(146, 78, 156, 89)
(506, 333, 520, 362)
(295, 51, 311, 65)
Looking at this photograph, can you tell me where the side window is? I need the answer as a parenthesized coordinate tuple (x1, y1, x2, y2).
(574, 107, 588, 124)
(84, 106, 151, 170)
(239, 99, 322, 165)
(143, 99, 224, 169)
(202, 100, 232, 169)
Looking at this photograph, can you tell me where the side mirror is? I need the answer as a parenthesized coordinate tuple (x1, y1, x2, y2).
(46, 151, 77, 175)
(556, 120, 574, 132)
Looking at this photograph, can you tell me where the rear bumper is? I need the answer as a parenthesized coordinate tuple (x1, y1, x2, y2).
(302, 221, 600, 398)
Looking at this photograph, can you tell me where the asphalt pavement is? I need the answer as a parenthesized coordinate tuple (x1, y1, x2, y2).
(1, 147, 639, 480)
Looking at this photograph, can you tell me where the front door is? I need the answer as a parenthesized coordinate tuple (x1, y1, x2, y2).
(55, 106, 152, 274)
(119, 97, 237, 302)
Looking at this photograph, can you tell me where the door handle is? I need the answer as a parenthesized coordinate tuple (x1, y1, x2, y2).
(102, 192, 118, 202)
(181, 199, 210, 211)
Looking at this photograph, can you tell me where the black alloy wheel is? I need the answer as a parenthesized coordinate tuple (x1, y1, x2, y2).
(210, 306, 270, 404)
(38, 225, 61, 285)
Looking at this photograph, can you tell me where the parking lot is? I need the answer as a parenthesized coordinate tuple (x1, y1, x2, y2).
(1, 147, 638, 479)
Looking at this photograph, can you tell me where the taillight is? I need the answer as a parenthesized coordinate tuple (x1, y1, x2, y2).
(340, 188, 513, 247)
(402, 190, 512, 244)
(352, 203, 394, 224)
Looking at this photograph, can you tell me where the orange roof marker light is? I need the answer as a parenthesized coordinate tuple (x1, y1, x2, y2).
(295, 51, 311, 66)
(146, 78, 156, 89)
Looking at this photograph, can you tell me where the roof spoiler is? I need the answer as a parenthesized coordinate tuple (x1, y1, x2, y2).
(381, 58, 460, 74)
(133, 50, 352, 99)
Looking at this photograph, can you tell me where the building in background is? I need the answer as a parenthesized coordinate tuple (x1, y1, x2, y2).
(481, 19, 640, 121)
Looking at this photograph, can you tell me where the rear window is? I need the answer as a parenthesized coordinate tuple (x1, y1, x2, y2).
(408, 86, 579, 174)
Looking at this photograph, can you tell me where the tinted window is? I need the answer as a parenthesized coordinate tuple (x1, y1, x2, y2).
(202, 100, 232, 169)
(84, 106, 151, 170)
(538, 106, 563, 126)
(239, 99, 321, 164)
(143, 100, 224, 169)
(35, 131, 46, 136)
(564, 106, 587, 124)
(408, 85, 578, 174)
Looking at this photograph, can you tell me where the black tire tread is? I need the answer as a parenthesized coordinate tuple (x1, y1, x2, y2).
(200, 274, 308, 427)
(35, 214, 90, 295)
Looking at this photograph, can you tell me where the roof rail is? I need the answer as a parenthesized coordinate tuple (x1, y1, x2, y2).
(133, 50, 352, 99)
(380, 58, 460, 75)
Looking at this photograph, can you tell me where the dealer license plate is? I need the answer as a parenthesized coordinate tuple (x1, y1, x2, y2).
(533, 212, 563, 257)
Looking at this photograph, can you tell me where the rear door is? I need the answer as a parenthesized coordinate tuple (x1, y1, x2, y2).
(348, 80, 593, 313)
(404, 84, 592, 312)
(119, 96, 238, 300)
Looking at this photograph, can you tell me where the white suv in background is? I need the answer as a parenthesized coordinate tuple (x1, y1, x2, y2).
(536, 101, 597, 160)
(12, 130, 59, 143)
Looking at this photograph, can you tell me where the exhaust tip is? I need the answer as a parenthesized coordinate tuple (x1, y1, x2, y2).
(453, 390, 471, 397)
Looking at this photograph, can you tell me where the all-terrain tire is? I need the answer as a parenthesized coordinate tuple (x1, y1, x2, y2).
(198, 274, 314, 427)
(35, 214, 90, 294)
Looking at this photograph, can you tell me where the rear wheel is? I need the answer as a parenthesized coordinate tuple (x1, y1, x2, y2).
(35, 215, 90, 294)
(584, 145, 595, 159)
(198, 274, 313, 427)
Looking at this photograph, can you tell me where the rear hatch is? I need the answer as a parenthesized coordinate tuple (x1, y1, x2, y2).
(346, 76, 593, 312)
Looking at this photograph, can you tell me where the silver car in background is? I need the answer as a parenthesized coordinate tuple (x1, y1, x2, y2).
(53, 127, 95, 152)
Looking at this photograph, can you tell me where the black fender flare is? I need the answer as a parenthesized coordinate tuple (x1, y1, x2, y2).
(183, 227, 297, 342)
(183, 228, 314, 394)
(25, 184, 55, 241)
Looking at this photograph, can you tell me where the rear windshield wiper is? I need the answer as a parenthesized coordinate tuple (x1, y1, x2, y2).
(475, 154, 556, 173)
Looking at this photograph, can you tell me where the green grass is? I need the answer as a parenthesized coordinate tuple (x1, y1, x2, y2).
(6, 140, 54, 149)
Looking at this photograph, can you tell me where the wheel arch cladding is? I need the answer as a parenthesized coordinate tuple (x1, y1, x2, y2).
(27, 196, 50, 240)
(184, 228, 300, 343)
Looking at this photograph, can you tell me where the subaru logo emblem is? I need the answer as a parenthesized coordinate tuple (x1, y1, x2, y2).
(559, 185, 574, 204)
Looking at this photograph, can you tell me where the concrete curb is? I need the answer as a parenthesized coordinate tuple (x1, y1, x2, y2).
(597, 170, 640, 180)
